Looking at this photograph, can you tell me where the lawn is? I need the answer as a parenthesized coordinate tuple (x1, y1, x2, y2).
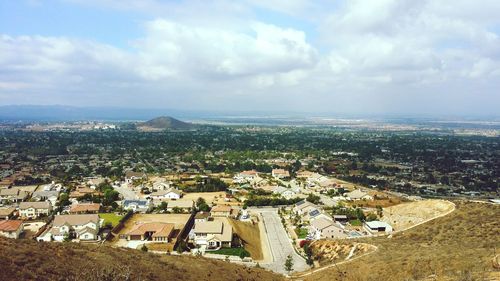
(99, 213, 123, 227)
(210, 247, 248, 257)
(349, 219, 362, 226)
(295, 227, 308, 239)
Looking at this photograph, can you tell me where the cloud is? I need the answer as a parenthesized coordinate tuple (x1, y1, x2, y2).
(1, 0, 500, 115)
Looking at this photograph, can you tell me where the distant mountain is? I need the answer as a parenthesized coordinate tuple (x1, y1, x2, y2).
(138, 116, 194, 130)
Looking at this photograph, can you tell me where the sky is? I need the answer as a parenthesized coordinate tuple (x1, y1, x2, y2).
(1, 0, 500, 117)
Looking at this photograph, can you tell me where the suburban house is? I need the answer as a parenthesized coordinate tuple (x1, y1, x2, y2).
(38, 214, 100, 242)
(125, 222, 175, 242)
(162, 200, 194, 213)
(0, 187, 29, 203)
(0, 220, 23, 239)
(346, 189, 373, 201)
(273, 186, 299, 199)
(123, 200, 151, 213)
(272, 169, 290, 179)
(293, 200, 319, 216)
(125, 171, 147, 184)
(333, 215, 349, 224)
(19, 201, 52, 219)
(69, 203, 101, 214)
(309, 217, 347, 239)
(192, 219, 233, 250)
(69, 187, 102, 199)
(31, 190, 60, 206)
(0, 207, 16, 220)
(364, 221, 393, 234)
(210, 205, 232, 218)
(233, 170, 258, 183)
(149, 188, 183, 200)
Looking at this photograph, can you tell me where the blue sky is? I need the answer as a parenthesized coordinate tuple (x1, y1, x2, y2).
(1, 0, 500, 116)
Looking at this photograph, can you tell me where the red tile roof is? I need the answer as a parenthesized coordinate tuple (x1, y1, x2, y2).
(0, 220, 23, 232)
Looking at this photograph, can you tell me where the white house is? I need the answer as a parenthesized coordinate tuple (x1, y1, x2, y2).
(233, 170, 258, 183)
(123, 200, 151, 213)
(38, 214, 100, 242)
(31, 190, 60, 206)
(19, 201, 52, 219)
(364, 221, 393, 234)
(309, 217, 347, 239)
(149, 188, 182, 200)
(346, 189, 373, 201)
(192, 219, 233, 250)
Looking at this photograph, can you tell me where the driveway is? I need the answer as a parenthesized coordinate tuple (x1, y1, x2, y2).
(252, 208, 309, 274)
(114, 183, 139, 200)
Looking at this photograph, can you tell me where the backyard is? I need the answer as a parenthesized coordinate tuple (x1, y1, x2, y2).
(99, 213, 123, 227)
(210, 247, 249, 257)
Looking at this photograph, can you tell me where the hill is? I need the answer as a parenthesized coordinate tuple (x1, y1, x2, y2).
(0, 238, 283, 281)
(298, 201, 500, 281)
(138, 116, 194, 130)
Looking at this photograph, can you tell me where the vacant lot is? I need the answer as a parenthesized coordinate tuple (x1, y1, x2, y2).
(300, 201, 500, 281)
(228, 218, 263, 260)
(381, 199, 455, 231)
(183, 191, 226, 205)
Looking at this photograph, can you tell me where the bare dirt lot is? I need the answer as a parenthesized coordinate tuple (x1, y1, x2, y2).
(228, 218, 263, 260)
(182, 192, 226, 205)
(381, 199, 455, 231)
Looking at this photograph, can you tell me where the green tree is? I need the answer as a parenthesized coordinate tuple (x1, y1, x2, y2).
(284, 254, 294, 273)
(141, 244, 148, 252)
(239, 249, 250, 260)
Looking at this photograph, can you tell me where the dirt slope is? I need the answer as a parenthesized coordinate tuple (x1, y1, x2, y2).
(301, 201, 500, 281)
(229, 218, 263, 260)
(0, 238, 282, 281)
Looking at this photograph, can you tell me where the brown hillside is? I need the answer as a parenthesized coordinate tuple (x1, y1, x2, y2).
(229, 219, 263, 260)
(0, 238, 283, 281)
(299, 201, 500, 281)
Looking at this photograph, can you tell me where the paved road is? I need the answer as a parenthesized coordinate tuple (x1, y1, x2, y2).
(253, 208, 309, 274)
(114, 183, 139, 200)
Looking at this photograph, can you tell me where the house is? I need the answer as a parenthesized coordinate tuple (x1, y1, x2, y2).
(303, 208, 322, 221)
(364, 221, 393, 234)
(123, 200, 151, 213)
(346, 189, 373, 201)
(149, 188, 183, 200)
(38, 214, 100, 242)
(125, 222, 174, 242)
(163, 200, 194, 213)
(0, 220, 23, 239)
(309, 217, 346, 239)
(233, 170, 258, 183)
(333, 215, 349, 224)
(125, 171, 146, 184)
(69, 187, 102, 199)
(31, 190, 60, 206)
(0, 187, 29, 203)
(0, 207, 16, 220)
(293, 200, 319, 216)
(210, 205, 232, 218)
(192, 219, 233, 250)
(273, 186, 298, 199)
(69, 203, 101, 214)
(19, 201, 52, 219)
(272, 169, 290, 179)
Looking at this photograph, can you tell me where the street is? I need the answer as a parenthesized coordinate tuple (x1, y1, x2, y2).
(252, 208, 309, 274)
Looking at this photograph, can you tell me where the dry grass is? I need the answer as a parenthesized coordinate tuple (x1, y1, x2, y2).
(228, 219, 263, 260)
(183, 192, 226, 205)
(301, 201, 500, 281)
(309, 240, 376, 266)
(0, 238, 283, 281)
